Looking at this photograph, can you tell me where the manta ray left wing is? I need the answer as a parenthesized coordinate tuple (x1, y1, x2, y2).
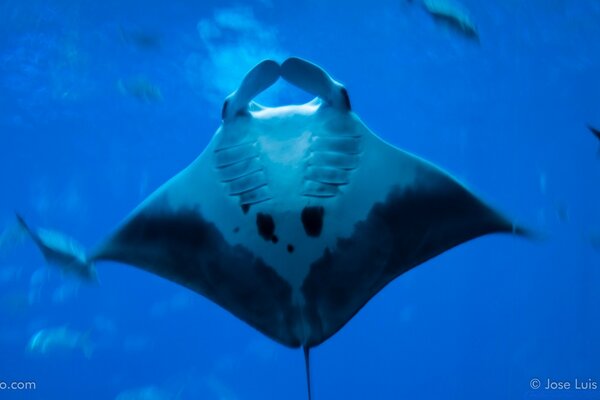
(89, 60, 306, 347)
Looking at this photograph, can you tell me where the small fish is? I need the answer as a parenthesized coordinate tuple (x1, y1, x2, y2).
(28, 326, 94, 358)
(118, 77, 162, 103)
(555, 202, 569, 223)
(119, 25, 161, 50)
(16, 214, 98, 283)
(421, 0, 479, 40)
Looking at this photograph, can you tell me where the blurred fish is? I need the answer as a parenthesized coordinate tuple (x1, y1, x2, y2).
(421, 0, 479, 40)
(118, 77, 162, 103)
(16, 214, 98, 284)
(588, 124, 600, 157)
(555, 201, 569, 223)
(27, 326, 94, 358)
(119, 25, 161, 50)
(538, 171, 547, 195)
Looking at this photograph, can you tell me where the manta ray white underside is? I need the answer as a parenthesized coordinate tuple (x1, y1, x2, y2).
(19, 57, 526, 399)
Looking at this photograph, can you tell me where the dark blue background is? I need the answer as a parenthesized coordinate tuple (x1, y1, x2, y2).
(1, 0, 599, 398)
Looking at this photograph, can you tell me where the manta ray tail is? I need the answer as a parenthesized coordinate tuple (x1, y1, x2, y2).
(304, 346, 313, 400)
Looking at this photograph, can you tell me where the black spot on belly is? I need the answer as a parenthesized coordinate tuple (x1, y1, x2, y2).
(301, 206, 324, 237)
(241, 204, 250, 214)
(256, 213, 277, 242)
(287, 244, 294, 253)
(233, 227, 240, 233)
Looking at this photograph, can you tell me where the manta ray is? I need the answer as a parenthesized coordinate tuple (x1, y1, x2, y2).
(19, 57, 526, 399)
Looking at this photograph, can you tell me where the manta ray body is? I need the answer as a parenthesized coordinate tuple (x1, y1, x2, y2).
(19, 57, 525, 399)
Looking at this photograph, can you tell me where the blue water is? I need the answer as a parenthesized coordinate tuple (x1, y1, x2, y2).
(1, 0, 599, 399)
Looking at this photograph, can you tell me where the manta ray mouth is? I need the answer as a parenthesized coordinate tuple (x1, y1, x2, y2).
(258, 130, 312, 165)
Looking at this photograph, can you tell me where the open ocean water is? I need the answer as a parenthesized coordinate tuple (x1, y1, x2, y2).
(0, 0, 599, 399)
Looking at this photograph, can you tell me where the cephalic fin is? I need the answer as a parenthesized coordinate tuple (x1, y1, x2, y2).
(223, 59, 280, 119)
(281, 57, 350, 111)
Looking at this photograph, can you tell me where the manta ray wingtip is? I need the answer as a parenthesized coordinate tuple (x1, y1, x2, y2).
(506, 219, 546, 242)
(512, 224, 533, 238)
(485, 207, 537, 241)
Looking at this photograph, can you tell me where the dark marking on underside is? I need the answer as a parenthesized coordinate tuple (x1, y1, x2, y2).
(300, 167, 523, 347)
(287, 244, 295, 253)
(256, 213, 277, 243)
(97, 206, 301, 348)
(241, 204, 250, 214)
(301, 206, 325, 237)
(233, 227, 240, 233)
